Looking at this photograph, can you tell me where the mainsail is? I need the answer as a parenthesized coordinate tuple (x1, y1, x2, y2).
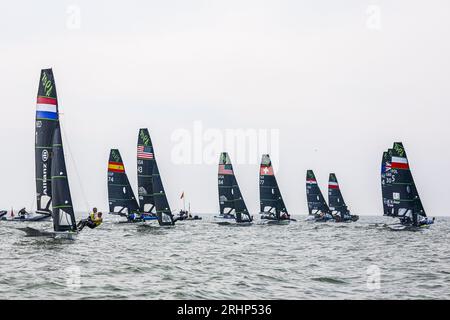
(35, 69, 59, 214)
(259, 154, 288, 219)
(218, 153, 235, 215)
(306, 170, 330, 215)
(137, 128, 156, 214)
(217, 152, 252, 222)
(107, 149, 140, 215)
(328, 173, 349, 216)
(151, 163, 175, 226)
(50, 126, 77, 232)
(388, 142, 426, 218)
(381, 149, 394, 216)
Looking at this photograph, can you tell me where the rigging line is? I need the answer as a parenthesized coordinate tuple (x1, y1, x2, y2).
(59, 114, 90, 213)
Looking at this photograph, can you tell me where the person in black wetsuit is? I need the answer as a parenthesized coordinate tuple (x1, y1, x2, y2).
(18, 208, 28, 219)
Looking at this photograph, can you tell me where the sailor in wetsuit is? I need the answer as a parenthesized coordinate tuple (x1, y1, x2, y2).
(17, 207, 28, 220)
(280, 212, 290, 220)
(77, 208, 103, 231)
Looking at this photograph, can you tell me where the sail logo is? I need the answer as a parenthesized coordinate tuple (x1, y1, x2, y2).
(42, 163, 48, 195)
(140, 130, 151, 146)
(42, 149, 49, 162)
(393, 143, 405, 156)
(171, 121, 280, 167)
(41, 72, 53, 97)
(111, 150, 121, 163)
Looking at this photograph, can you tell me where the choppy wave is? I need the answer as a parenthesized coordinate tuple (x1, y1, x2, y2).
(1, 215, 450, 299)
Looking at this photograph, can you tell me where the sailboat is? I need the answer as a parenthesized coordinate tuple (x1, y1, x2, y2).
(328, 173, 359, 222)
(136, 128, 159, 222)
(215, 152, 253, 225)
(259, 154, 292, 224)
(3, 69, 61, 222)
(381, 142, 434, 230)
(107, 149, 141, 222)
(19, 126, 78, 238)
(152, 163, 176, 226)
(175, 192, 202, 221)
(305, 170, 333, 222)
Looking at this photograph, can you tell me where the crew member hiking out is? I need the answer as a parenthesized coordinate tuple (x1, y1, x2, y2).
(77, 208, 103, 231)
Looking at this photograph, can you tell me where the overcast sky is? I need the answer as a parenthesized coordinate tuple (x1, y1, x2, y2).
(1, 1, 449, 216)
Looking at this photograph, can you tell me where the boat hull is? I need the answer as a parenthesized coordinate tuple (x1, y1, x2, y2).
(213, 216, 252, 225)
(259, 218, 290, 225)
(1, 213, 51, 222)
(18, 227, 77, 239)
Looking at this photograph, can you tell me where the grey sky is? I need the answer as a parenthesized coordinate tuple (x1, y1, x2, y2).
(1, 1, 449, 215)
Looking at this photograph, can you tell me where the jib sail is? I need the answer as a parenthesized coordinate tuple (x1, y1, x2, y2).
(137, 128, 156, 214)
(328, 173, 349, 216)
(51, 126, 77, 232)
(306, 170, 329, 215)
(152, 163, 175, 226)
(259, 154, 288, 219)
(35, 69, 59, 214)
(107, 149, 139, 215)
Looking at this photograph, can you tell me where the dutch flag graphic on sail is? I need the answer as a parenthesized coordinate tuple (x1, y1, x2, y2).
(36, 96, 58, 120)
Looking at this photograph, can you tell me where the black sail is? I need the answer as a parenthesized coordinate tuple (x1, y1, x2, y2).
(35, 69, 59, 214)
(137, 128, 156, 214)
(152, 163, 175, 226)
(218, 152, 236, 215)
(328, 173, 349, 216)
(217, 153, 251, 222)
(389, 142, 426, 217)
(107, 149, 139, 215)
(51, 126, 77, 232)
(306, 170, 329, 215)
(381, 150, 394, 216)
(259, 154, 288, 219)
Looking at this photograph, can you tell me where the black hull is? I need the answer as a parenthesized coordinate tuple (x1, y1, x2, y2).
(18, 227, 77, 239)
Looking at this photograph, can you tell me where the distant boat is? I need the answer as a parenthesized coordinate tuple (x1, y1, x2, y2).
(19, 125, 78, 239)
(328, 173, 358, 222)
(151, 163, 176, 226)
(175, 194, 202, 221)
(305, 170, 333, 222)
(259, 154, 292, 224)
(107, 149, 141, 221)
(215, 152, 252, 225)
(3, 69, 61, 222)
(136, 128, 158, 222)
(381, 142, 434, 230)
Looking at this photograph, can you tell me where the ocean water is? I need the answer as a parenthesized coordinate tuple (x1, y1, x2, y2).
(1, 214, 450, 300)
